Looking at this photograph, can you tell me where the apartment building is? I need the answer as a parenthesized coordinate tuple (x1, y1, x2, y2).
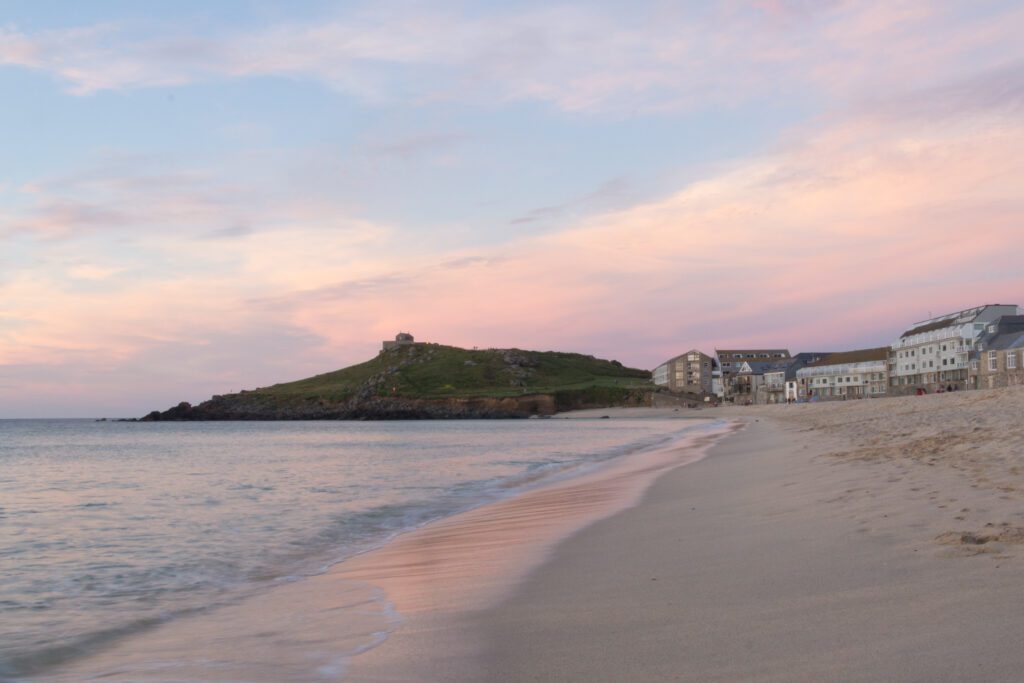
(652, 349, 714, 394)
(797, 347, 889, 400)
(889, 304, 1019, 395)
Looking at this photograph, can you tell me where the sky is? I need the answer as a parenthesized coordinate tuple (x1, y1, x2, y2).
(2, 0, 1024, 417)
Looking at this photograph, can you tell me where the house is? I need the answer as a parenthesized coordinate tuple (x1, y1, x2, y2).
(714, 349, 791, 402)
(888, 304, 1019, 395)
(755, 360, 796, 404)
(652, 350, 714, 394)
(968, 315, 1024, 390)
(382, 332, 416, 351)
(796, 347, 889, 400)
(761, 352, 832, 404)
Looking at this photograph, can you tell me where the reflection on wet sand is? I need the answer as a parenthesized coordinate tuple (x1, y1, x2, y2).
(341, 420, 738, 680)
(39, 575, 394, 682)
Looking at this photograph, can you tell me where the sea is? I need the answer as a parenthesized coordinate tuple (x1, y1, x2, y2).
(0, 417, 714, 681)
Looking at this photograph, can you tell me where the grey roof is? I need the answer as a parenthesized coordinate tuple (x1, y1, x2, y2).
(736, 360, 790, 375)
(716, 349, 791, 358)
(900, 304, 1018, 338)
(806, 347, 889, 367)
(783, 352, 833, 379)
(988, 331, 1024, 351)
(973, 315, 1024, 354)
(656, 349, 712, 367)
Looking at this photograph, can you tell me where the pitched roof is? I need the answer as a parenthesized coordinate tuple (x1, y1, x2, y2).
(715, 349, 790, 360)
(735, 360, 791, 375)
(899, 304, 1017, 338)
(806, 347, 888, 367)
(901, 318, 959, 337)
(988, 332, 1024, 351)
(659, 349, 711, 364)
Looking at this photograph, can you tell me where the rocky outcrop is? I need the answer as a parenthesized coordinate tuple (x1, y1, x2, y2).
(141, 387, 653, 421)
(142, 393, 566, 421)
(140, 343, 653, 421)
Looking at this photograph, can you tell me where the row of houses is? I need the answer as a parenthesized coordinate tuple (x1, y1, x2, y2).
(653, 303, 1024, 403)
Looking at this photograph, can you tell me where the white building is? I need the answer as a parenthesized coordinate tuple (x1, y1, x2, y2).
(889, 304, 1019, 394)
(796, 347, 889, 400)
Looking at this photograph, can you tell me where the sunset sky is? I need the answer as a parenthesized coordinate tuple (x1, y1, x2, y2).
(3, 1, 1024, 417)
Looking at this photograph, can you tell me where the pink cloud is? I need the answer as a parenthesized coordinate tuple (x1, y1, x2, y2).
(244, 104, 1024, 371)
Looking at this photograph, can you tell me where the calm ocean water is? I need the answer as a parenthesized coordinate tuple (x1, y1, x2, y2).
(0, 417, 711, 681)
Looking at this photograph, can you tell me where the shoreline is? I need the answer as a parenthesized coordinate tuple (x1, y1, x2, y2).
(341, 416, 737, 681)
(351, 388, 1024, 681)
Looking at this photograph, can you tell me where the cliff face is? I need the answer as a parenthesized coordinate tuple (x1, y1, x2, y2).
(141, 343, 653, 421)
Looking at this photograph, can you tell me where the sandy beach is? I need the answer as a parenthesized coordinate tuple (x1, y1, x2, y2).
(347, 386, 1024, 681)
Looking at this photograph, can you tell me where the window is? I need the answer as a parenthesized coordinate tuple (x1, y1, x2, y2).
(1009, 353, 1018, 370)
(988, 350, 998, 371)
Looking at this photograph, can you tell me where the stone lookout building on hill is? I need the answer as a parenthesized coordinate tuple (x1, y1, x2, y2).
(382, 332, 415, 351)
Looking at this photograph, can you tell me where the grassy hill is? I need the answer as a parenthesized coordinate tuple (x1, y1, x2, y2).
(143, 343, 654, 420)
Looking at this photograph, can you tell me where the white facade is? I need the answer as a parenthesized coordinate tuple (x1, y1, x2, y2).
(889, 305, 1018, 390)
(762, 369, 787, 404)
(797, 358, 888, 399)
(653, 363, 670, 386)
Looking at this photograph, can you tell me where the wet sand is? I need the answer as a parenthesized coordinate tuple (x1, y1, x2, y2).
(351, 388, 1024, 681)
(341, 418, 733, 681)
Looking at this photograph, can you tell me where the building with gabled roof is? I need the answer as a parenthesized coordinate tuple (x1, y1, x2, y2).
(889, 304, 1019, 394)
(969, 315, 1024, 390)
(714, 349, 790, 401)
(761, 352, 832, 404)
